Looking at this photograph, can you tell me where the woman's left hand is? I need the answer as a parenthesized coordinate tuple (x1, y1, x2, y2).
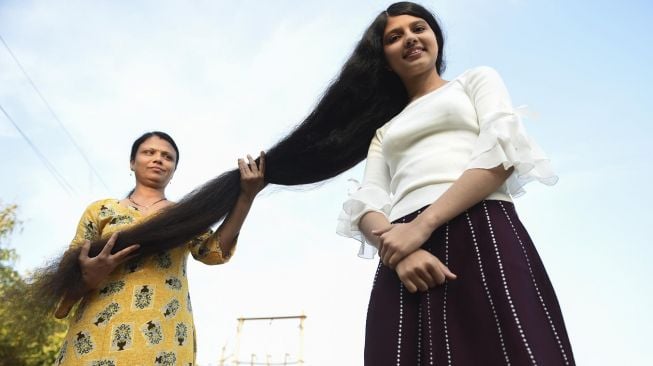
(238, 151, 266, 200)
(374, 219, 433, 268)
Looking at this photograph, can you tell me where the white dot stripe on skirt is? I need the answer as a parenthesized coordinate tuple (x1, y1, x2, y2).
(396, 284, 404, 366)
(424, 213, 435, 366)
(418, 302, 423, 366)
(482, 202, 537, 365)
(498, 201, 571, 365)
(373, 261, 382, 289)
(443, 224, 452, 366)
(465, 211, 511, 366)
(426, 284, 435, 365)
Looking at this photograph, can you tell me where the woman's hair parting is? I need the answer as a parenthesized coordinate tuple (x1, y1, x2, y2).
(29, 2, 446, 313)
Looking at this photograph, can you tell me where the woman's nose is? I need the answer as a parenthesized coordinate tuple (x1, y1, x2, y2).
(405, 35, 417, 48)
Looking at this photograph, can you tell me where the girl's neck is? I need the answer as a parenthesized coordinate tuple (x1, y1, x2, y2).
(403, 69, 447, 102)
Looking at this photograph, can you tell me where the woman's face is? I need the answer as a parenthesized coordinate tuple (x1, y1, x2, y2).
(383, 14, 439, 80)
(130, 136, 177, 188)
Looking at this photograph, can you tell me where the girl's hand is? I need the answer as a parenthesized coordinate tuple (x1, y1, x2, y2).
(80, 232, 140, 291)
(374, 218, 433, 268)
(238, 151, 266, 200)
(395, 249, 457, 293)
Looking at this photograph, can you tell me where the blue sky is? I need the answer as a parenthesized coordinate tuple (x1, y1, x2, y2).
(1, 0, 651, 365)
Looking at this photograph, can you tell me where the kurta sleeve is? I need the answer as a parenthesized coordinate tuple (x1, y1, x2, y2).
(188, 229, 236, 265)
(337, 128, 392, 258)
(464, 66, 558, 197)
(70, 202, 102, 249)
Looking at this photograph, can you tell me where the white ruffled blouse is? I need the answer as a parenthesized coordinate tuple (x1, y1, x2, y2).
(336, 66, 558, 258)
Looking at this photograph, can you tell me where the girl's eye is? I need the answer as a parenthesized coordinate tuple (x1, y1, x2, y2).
(386, 34, 401, 44)
(414, 25, 426, 33)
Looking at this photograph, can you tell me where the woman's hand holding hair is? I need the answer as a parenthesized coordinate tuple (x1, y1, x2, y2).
(373, 217, 434, 268)
(238, 151, 266, 200)
(215, 151, 266, 256)
(54, 232, 139, 318)
(395, 249, 457, 293)
(79, 232, 140, 291)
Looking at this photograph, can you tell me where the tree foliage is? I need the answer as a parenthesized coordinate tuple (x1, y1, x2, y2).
(0, 202, 67, 366)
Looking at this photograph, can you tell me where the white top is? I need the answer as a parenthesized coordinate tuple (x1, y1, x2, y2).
(336, 66, 558, 258)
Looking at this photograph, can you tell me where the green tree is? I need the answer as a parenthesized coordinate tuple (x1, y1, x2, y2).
(0, 202, 67, 366)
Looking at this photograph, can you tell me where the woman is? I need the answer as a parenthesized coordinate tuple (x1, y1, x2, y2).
(35, 3, 573, 364)
(53, 131, 265, 366)
(335, 4, 574, 365)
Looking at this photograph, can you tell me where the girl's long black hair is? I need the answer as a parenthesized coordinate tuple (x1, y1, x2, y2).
(31, 2, 446, 312)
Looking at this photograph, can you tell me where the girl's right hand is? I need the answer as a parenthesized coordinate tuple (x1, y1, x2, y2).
(395, 249, 457, 293)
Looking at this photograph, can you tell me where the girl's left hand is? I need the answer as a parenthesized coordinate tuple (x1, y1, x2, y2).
(374, 219, 433, 268)
(238, 151, 266, 200)
(395, 249, 457, 293)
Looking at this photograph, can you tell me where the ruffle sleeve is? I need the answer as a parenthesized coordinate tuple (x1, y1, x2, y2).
(466, 106, 558, 197)
(336, 127, 392, 259)
(464, 66, 558, 197)
(336, 179, 391, 258)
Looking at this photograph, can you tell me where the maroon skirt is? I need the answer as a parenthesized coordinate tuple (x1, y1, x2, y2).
(364, 200, 575, 366)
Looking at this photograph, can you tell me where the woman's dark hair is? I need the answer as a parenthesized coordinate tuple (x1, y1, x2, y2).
(30, 2, 446, 312)
(130, 131, 180, 166)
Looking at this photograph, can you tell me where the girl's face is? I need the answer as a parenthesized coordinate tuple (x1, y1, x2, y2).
(130, 136, 177, 188)
(383, 15, 439, 80)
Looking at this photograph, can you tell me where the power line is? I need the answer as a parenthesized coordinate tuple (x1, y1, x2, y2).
(0, 34, 111, 193)
(0, 103, 76, 196)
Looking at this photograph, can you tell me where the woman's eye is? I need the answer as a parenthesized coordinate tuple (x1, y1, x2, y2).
(414, 25, 426, 32)
(387, 34, 400, 44)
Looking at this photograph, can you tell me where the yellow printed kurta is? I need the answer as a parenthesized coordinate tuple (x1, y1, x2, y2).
(54, 199, 234, 366)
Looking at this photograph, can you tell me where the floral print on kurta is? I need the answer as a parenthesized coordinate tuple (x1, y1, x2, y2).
(55, 199, 235, 366)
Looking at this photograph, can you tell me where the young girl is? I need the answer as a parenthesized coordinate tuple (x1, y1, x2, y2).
(335, 4, 574, 365)
(54, 131, 265, 365)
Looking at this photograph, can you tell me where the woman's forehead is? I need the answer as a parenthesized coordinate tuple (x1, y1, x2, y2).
(385, 14, 426, 33)
(139, 136, 176, 154)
